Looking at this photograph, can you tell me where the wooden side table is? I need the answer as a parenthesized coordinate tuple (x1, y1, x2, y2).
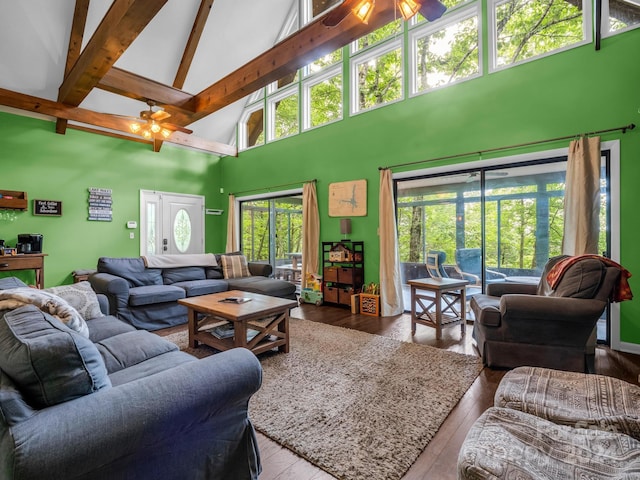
(0, 253, 47, 289)
(408, 277, 469, 340)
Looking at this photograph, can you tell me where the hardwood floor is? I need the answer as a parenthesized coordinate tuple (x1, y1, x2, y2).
(158, 302, 640, 480)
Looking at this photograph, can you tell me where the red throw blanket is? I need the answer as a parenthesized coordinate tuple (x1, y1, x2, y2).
(546, 254, 632, 302)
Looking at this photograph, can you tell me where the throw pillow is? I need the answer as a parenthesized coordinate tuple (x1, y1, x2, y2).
(0, 287, 89, 338)
(45, 281, 104, 320)
(220, 254, 251, 279)
(0, 305, 111, 408)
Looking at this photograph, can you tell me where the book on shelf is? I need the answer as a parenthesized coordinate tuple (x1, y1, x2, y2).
(219, 296, 252, 304)
(205, 322, 260, 341)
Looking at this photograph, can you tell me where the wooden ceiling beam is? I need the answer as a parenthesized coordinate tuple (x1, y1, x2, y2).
(188, 0, 398, 122)
(56, 0, 90, 135)
(0, 88, 235, 156)
(173, 0, 216, 89)
(58, 0, 168, 106)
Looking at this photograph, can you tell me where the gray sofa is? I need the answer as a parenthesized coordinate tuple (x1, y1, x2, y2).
(458, 366, 640, 479)
(0, 277, 262, 480)
(90, 254, 297, 330)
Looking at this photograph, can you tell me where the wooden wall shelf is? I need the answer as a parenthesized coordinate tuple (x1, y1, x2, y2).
(0, 190, 28, 210)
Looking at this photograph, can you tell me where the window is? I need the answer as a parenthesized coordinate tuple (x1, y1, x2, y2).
(304, 65, 343, 130)
(602, 0, 640, 36)
(239, 104, 265, 150)
(173, 209, 192, 253)
(353, 20, 403, 53)
(304, 49, 342, 77)
(268, 86, 299, 141)
(351, 39, 403, 114)
(490, 0, 590, 70)
(410, 5, 480, 95)
(302, 0, 342, 24)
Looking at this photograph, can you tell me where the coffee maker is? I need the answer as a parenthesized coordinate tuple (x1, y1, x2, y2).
(17, 234, 43, 254)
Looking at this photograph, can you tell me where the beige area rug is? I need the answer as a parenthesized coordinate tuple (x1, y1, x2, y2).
(163, 319, 483, 480)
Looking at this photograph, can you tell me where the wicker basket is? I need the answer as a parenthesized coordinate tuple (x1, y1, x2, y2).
(359, 293, 380, 316)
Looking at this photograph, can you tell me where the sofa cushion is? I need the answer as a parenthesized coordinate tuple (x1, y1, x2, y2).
(0, 287, 89, 338)
(227, 276, 296, 298)
(470, 295, 501, 327)
(206, 267, 224, 279)
(98, 257, 163, 287)
(45, 281, 104, 320)
(0, 305, 111, 408)
(0, 369, 36, 425)
(221, 254, 251, 279)
(162, 266, 206, 285)
(87, 314, 137, 343)
(95, 330, 179, 374)
(128, 285, 186, 307)
(108, 350, 196, 387)
(173, 279, 228, 297)
(0, 277, 28, 290)
(550, 258, 606, 299)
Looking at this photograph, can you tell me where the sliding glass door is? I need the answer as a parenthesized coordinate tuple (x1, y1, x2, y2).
(396, 153, 611, 343)
(240, 195, 303, 286)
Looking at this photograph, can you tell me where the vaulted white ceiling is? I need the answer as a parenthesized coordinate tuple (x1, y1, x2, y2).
(0, 0, 297, 149)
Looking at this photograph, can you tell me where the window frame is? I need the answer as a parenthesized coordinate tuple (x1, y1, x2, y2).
(488, 0, 593, 73)
(350, 37, 404, 116)
(238, 102, 266, 151)
(267, 84, 300, 142)
(302, 64, 344, 131)
(408, 3, 483, 97)
(600, 0, 640, 38)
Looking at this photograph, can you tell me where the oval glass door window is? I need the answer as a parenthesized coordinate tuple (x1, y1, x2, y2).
(173, 208, 192, 252)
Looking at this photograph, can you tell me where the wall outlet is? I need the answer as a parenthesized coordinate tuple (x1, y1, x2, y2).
(129, 232, 135, 239)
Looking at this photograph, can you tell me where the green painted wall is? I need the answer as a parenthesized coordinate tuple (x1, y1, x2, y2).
(222, 28, 640, 343)
(0, 112, 226, 286)
(2, 27, 639, 343)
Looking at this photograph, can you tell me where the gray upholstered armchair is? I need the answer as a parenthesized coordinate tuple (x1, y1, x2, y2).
(470, 255, 622, 372)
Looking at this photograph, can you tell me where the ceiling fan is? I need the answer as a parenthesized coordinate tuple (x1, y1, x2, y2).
(122, 100, 193, 140)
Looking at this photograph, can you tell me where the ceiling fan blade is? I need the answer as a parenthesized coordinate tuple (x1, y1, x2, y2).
(163, 123, 193, 135)
(151, 109, 171, 121)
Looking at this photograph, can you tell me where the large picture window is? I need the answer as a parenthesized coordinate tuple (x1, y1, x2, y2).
(351, 39, 403, 114)
(268, 86, 299, 141)
(303, 65, 343, 130)
(410, 5, 480, 95)
(490, 0, 590, 70)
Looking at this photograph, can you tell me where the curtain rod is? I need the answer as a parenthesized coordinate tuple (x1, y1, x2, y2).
(230, 178, 316, 196)
(380, 123, 636, 171)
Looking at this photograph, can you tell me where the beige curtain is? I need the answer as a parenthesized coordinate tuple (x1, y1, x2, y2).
(225, 194, 239, 253)
(301, 182, 320, 289)
(562, 136, 601, 255)
(379, 169, 404, 316)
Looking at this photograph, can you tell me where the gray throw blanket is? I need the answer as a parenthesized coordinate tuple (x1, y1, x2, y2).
(0, 288, 89, 338)
(142, 253, 217, 268)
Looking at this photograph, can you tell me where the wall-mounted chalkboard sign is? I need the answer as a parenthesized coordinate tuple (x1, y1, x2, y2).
(33, 199, 62, 216)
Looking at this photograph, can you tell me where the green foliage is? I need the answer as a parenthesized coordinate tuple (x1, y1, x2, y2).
(274, 93, 299, 139)
(495, 0, 584, 67)
(415, 15, 479, 91)
(310, 74, 343, 127)
(357, 47, 403, 110)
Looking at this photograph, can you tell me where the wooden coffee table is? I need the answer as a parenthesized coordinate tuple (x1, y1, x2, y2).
(178, 290, 298, 355)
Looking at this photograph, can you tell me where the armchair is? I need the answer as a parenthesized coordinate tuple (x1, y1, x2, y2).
(470, 255, 622, 372)
(426, 250, 448, 278)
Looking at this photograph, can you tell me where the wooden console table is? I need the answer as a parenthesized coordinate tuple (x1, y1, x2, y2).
(408, 277, 469, 340)
(0, 253, 47, 289)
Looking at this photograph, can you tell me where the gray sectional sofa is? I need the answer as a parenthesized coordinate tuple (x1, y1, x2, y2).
(90, 254, 297, 330)
(0, 276, 262, 480)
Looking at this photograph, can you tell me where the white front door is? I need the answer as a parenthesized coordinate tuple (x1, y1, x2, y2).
(140, 190, 205, 255)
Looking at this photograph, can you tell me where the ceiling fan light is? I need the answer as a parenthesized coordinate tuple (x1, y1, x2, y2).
(160, 128, 171, 139)
(397, 0, 421, 20)
(141, 129, 152, 140)
(130, 122, 141, 133)
(150, 121, 161, 134)
(352, 0, 375, 24)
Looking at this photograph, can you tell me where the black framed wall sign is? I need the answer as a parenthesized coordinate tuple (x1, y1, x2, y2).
(33, 199, 62, 216)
